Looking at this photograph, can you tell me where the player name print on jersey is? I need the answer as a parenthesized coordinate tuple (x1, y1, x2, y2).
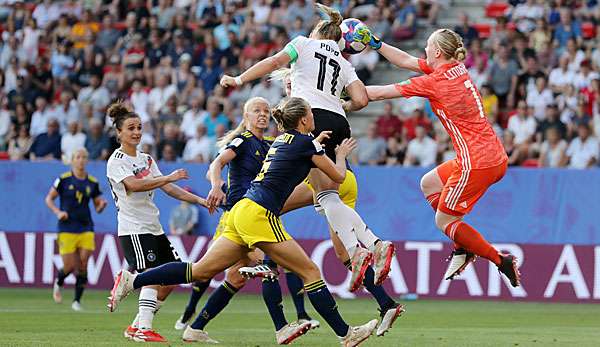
(443, 64, 468, 81)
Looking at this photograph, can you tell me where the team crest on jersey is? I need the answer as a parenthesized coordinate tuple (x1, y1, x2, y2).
(133, 156, 153, 179)
(68, 185, 74, 190)
(147, 252, 156, 262)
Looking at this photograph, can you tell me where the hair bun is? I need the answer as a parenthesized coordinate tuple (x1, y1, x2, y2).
(107, 102, 129, 120)
(454, 47, 467, 62)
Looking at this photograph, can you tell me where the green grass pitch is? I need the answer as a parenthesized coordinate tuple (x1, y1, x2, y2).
(0, 288, 598, 346)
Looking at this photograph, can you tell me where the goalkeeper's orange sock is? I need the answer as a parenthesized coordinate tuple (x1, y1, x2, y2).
(445, 221, 501, 265)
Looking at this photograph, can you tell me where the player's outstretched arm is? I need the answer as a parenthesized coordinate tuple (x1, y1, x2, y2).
(342, 80, 369, 112)
(161, 183, 212, 212)
(365, 84, 403, 101)
(377, 43, 422, 73)
(220, 51, 291, 88)
(122, 169, 188, 193)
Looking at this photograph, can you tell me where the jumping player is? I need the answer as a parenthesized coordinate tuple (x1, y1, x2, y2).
(45, 148, 107, 311)
(105, 102, 210, 342)
(109, 97, 378, 347)
(175, 97, 318, 344)
(357, 27, 520, 286)
(220, 4, 395, 293)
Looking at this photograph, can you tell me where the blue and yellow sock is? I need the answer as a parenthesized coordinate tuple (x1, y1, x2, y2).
(262, 276, 288, 331)
(190, 281, 240, 330)
(344, 260, 395, 311)
(133, 262, 193, 289)
(305, 279, 349, 337)
(285, 271, 309, 320)
(182, 280, 210, 323)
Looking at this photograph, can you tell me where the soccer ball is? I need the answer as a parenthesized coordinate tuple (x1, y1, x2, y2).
(338, 18, 368, 55)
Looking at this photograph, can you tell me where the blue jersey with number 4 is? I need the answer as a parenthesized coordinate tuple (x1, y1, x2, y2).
(53, 171, 102, 233)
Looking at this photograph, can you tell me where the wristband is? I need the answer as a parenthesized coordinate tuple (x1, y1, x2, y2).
(234, 76, 243, 86)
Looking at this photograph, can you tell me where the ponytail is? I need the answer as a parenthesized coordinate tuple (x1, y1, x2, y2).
(311, 4, 343, 41)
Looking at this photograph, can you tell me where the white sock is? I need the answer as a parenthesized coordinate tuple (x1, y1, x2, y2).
(153, 300, 164, 314)
(317, 190, 360, 256)
(131, 313, 139, 328)
(138, 287, 158, 331)
(356, 227, 379, 249)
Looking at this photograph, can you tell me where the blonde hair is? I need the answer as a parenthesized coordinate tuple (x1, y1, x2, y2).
(432, 29, 467, 62)
(311, 4, 343, 41)
(63, 147, 89, 166)
(269, 68, 291, 82)
(272, 97, 311, 132)
(217, 97, 270, 148)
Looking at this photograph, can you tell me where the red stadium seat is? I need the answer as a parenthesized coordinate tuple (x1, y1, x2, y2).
(486, 2, 509, 18)
(473, 23, 492, 39)
(582, 22, 596, 40)
(521, 159, 539, 168)
(0, 152, 9, 160)
(113, 21, 127, 30)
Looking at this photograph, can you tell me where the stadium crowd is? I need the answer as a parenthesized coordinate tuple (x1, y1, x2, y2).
(1, 0, 600, 170)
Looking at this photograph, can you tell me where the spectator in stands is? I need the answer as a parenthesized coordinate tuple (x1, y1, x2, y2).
(32, 0, 61, 29)
(288, 16, 308, 39)
(203, 98, 228, 137)
(512, 0, 544, 33)
(0, 96, 10, 149)
(158, 94, 182, 124)
(349, 48, 379, 84)
(508, 100, 537, 146)
(574, 60, 598, 90)
(129, 79, 150, 124)
(148, 73, 176, 117)
(481, 84, 499, 124)
(557, 83, 578, 124)
(404, 126, 437, 167)
(549, 55, 574, 95)
(355, 123, 386, 165)
(29, 118, 61, 161)
(8, 125, 32, 160)
(468, 55, 489, 89)
(503, 130, 522, 166)
(70, 10, 99, 50)
(563, 122, 599, 169)
(85, 118, 110, 161)
(488, 44, 519, 108)
(384, 135, 407, 166)
(157, 122, 185, 160)
(392, 0, 417, 40)
(375, 101, 403, 140)
(169, 187, 199, 235)
(214, 12, 240, 50)
(365, 8, 391, 42)
(30, 96, 53, 137)
(96, 15, 121, 55)
(77, 73, 110, 119)
(52, 90, 79, 133)
(183, 123, 212, 163)
(0, 35, 26, 71)
(61, 120, 86, 160)
(539, 127, 567, 168)
(416, 0, 447, 27)
(453, 12, 478, 48)
(181, 95, 207, 140)
(553, 8, 582, 53)
(527, 76, 553, 121)
(249, 77, 282, 106)
(515, 55, 545, 103)
(537, 104, 567, 142)
(403, 108, 432, 140)
(161, 142, 180, 162)
(30, 56, 53, 101)
(198, 55, 223, 93)
(529, 18, 551, 54)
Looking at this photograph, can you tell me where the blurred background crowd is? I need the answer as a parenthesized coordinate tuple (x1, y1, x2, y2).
(1, 0, 600, 170)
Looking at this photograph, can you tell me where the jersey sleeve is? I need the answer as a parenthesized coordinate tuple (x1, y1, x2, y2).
(418, 58, 434, 74)
(395, 74, 436, 99)
(283, 36, 309, 64)
(342, 60, 360, 87)
(91, 181, 102, 199)
(53, 177, 63, 193)
(297, 135, 325, 158)
(107, 158, 133, 184)
(148, 155, 162, 177)
(224, 135, 247, 155)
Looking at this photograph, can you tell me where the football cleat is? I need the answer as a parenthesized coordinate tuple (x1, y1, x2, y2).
(339, 319, 378, 347)
(174, 313, 193, 330)
(276, 321, 311, 345)
(376, 303, 405, 336)
(108, 270, 135, 312)
(371, 241, 395, 286)
(71, 301, 82, 312)
(132, 329, 167, 343)
(182, 326, 219, 343)
(298, 318, 321, 330)
(349, 248, 373, 292)
(239, 264, 279, 281)
(498, 254, 521, 287)
(124, 325, 138, 340)
(444, 249, 476, 280)
(52, 279, 62, 304)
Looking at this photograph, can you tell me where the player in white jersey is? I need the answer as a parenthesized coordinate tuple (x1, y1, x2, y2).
(106, 102, 210, 343)
(220, 3, 395, 294)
